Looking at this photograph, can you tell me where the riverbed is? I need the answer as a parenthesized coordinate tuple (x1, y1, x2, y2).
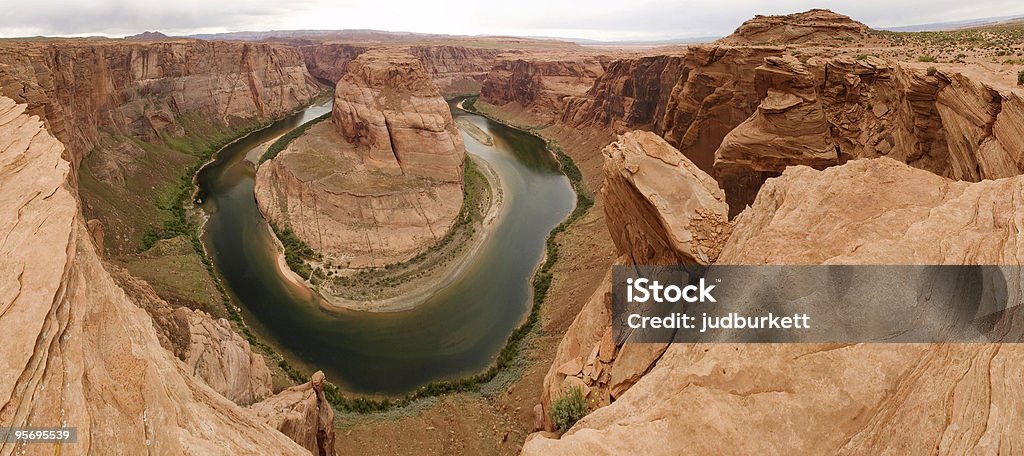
(195, 99, 575, 394)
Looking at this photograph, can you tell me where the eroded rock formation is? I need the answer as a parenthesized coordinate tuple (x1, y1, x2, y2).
(718, 9, 870, 45)
(524, 149, 1024, 454)
(114, 269, 273, 405)
(0, 96, 309, 455)
(537, 132, 732, 430)
(657, 46, 785, 172)
(602, 131, 731, 266)
(481, 56, 606, 120)
(255, 48, 465, 270)
(715, 55, 1024, 212)
(250, 371, 337, 456)
(300, 43, 505, 95)
(0, 39, 321, 172)
(300, 42, 370, 83)
(561, 54, 686, 132)
(407, 45, 505, 96)
(0, 39, 324, 254)
(330, 49, 464, 180)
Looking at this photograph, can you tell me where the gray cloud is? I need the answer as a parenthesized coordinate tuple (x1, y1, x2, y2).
(3, 0, 1024, 40)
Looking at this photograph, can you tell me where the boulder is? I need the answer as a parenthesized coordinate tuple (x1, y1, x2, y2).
(250, 371, 337, 456)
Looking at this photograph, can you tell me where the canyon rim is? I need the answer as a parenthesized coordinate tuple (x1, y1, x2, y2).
(3, 3, 1024, 456)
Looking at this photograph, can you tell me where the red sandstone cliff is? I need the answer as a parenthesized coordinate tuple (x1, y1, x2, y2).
(525, 132, 1024, 454)
(560, 54, 687, 132)
(480, 56, 606, 120)
(251, 371, 336, 456)
(407, 45, 505, 95)
(508, 10, 1024, 453)
(0, 39, 322, 171)
(715, 55, 1024, 212)
(0, 39, 324, 255)
(0, 96, 312, 455)
(300, 43, 505, 96)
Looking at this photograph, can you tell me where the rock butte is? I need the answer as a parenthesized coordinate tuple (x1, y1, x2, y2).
(255, 48, 466, 272)
(718, 8, 870, 45)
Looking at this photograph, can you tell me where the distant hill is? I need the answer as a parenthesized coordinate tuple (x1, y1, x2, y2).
(125, 31, 169, 40)
(188, 29, 459, 42)
(883, 14, 1024, 32)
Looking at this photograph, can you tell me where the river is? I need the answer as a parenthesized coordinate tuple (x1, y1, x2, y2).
(194, 99, 575, 394)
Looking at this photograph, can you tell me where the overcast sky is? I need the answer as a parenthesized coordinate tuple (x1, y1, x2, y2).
(3, 0, 1024, 41)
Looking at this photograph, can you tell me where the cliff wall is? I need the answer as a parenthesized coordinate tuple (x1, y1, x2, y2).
(0, 95, 312, 455)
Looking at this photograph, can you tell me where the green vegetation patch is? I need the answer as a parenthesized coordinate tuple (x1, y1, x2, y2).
(121, 236, 225, 318)
(461, 96, 478, 113)
(550, 386, 587, 433)
(271, 224, 320, 281)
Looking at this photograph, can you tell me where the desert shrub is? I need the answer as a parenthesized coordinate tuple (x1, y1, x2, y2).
(1018, 70, 1024, 86)
(550, 386, 587, 433)
(461, 96, 478, 112)
(918, 55, 938, 63)
(926, 66, 937, 76)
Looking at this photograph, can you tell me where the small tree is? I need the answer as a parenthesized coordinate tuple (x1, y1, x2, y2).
(550, 386, 587, 433)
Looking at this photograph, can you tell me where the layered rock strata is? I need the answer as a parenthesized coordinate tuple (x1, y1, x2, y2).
(300, 42, 370, 83)
(300, 43, 505, 95)
(407, 45, 506, 96)
(718, 9, 870, 45)
(481, 57, 606, 120)
(255, 49, 465, 270)
(715, 55, 1024, 212)
(0, 96, 309, 455)
(560, 55, 687, 132)
(0, 39, 322, 173)
(0, 39, 323, 254)
(555, 45, 784, 174)
(655, 46, 785, 173)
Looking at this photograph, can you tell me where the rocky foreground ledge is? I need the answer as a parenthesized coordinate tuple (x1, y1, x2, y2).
(523, 131, 1024, 455)
(0, 96, 328, 454)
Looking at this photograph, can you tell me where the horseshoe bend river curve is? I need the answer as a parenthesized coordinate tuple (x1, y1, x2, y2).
(193, 98, 576, 394)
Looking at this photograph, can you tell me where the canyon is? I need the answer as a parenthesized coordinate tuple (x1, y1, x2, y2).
(0, 37, 337, 455)
(0, 39, 322, 255)
(3, 6, 1024, 455)
(466, 9, 1024, 455)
